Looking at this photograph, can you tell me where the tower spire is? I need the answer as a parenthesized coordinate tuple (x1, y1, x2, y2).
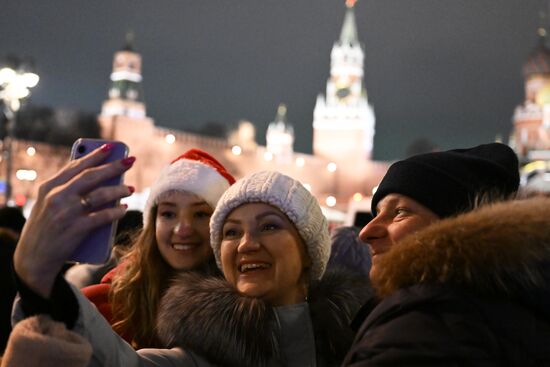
(340, 1, 359, 45)
(275, 103, 287, 123)
(123, 31, 135, 52)
(266, 103, 294, 164)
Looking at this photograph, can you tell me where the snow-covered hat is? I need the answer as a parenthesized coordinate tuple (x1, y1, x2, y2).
(143, 149, 235, 226)
(210, 170, 330, 280)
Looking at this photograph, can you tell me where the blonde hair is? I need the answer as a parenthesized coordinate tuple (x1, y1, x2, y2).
(110, 206, 172, 348)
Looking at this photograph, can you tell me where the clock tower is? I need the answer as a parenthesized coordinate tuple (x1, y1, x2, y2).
(312, 0, 375, 161)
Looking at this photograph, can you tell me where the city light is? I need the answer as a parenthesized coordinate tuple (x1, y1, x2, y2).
(263, 151, 273, 161)
(0, 68, 15, 85)
(231, 145, 242, 156)
(0, 55, 39, 202)
(295, 157, 305, 167)
(326, 195, 337, 207)
(353, 192, 363, 201)
(165, 134, 176, 144)
(26, 146, 36, 156)
(327, 162, 337, 172)
(15, 193, 26, 207)
(16, 169, 37, 181)
(0, 60, 39, 112)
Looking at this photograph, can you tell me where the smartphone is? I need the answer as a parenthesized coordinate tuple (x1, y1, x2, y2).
(68, 138, 129, 264)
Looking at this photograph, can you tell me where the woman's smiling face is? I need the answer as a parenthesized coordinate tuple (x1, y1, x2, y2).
(220, 202, 311, 306)
(155, 191, 214, 271)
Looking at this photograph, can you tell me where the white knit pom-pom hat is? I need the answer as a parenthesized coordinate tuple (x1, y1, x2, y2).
(143, 149, 235, 226)
(209, 170, 331, 280)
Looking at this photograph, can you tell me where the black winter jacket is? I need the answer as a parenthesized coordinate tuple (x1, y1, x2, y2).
(343, 197, 550, 366)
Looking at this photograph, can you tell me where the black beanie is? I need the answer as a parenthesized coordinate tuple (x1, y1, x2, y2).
(371, 143, 519, 218)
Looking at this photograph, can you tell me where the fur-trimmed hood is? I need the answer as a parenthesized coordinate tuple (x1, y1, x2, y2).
(156, 270, 371, 367)
(371, 197, 550, 314)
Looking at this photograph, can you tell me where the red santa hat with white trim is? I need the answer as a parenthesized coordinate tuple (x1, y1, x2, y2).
(143, 149, 235, 226)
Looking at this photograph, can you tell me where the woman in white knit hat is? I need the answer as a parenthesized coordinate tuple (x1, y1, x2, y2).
(81, 148, 235, 349)
(153, 170, 369, 366)
(10, 158, 369, 366)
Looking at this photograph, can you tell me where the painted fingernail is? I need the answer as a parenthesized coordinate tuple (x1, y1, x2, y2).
(121, 156, 136, 166)
(127, 186, 135, 193)
(101, 143, 114, 152)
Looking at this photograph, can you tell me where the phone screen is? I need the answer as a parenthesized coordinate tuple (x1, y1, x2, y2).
(68, 138, 129, 263)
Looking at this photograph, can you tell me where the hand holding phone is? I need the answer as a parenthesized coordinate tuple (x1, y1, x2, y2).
(69, 138, 129, 263)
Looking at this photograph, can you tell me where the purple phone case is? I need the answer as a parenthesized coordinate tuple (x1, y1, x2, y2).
(69, 138, 129, 263)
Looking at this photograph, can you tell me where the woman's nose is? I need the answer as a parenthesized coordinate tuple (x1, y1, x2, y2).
(237, 231, 260, 253)
(174, 218, 193, 236)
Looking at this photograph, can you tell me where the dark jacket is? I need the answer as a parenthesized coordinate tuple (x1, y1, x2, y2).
(342, 197, 550, 366)
(157, 269, 372, 367)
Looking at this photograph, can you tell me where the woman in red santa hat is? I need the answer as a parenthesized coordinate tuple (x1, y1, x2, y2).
(81, 148, 235, 349)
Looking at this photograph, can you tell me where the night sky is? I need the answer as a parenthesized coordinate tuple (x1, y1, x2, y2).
(0, 1, 543, 160)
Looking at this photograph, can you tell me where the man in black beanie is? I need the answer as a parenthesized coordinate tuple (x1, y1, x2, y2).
(342, 143, 550, 365)
(365, 142, 519, 274)
(371, 142, 519, 218)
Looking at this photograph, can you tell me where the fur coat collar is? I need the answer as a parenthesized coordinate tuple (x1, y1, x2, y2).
(156, 269, 370, 367)
(370, 197, 550, 315)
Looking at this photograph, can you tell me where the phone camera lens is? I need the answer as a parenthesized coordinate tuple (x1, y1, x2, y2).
(77, 145, 86, 154)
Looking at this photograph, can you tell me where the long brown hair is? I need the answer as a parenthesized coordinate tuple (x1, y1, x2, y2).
(110, 206, 173, 348)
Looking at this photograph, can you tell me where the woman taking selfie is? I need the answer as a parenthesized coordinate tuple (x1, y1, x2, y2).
(8, 146, 368, 366)
(82, 148, 235, 348)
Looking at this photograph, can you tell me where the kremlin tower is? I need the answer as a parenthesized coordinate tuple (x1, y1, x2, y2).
(510, 13, 550, 192)
(512, 21, 550, 161)
(101, 33, 146, 121)
(99, 33, 155, 139)
(313, 0, 375, 162)
(266, 103, 294, 164)
(312, 0, 380, 201)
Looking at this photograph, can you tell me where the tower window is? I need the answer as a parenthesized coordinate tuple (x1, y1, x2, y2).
(109, 88, 120, 98)
(127, 89, 138, 100)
